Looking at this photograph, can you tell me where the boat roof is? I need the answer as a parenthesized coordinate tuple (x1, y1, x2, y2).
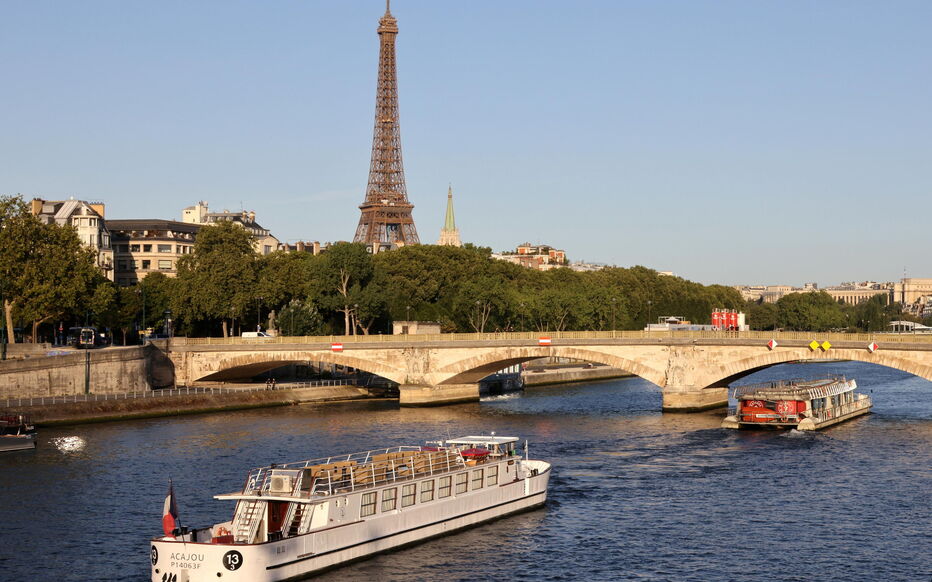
(444, 436, 519, 446)
(734, 377, 856, 401)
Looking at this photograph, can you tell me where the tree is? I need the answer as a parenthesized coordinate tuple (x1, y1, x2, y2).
(0, 196, 99, 342)
(317, 243, 373, 335)
(777, 291, 845, 332)
(173, 222, 259, 337)
(255, 251, 318, 320)
(278, 298, 325, 336)
(747, 300, 778, 331)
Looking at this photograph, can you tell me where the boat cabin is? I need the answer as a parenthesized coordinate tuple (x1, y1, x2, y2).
(726, 377, 871, 430)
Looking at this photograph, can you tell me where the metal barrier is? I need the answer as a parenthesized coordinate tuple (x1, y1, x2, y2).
(1, 379, 355, 408)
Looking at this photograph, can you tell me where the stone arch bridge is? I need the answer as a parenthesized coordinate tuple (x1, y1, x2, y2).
(168, 331, 932, 411)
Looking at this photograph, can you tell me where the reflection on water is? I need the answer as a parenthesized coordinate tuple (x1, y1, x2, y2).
(0, 361, 929, 581)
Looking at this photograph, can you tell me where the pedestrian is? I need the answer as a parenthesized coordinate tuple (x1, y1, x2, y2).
(266, 378, 271, 389)
(271, 378, 277, 389)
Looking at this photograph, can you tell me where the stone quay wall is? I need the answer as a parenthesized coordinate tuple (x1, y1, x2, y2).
(0, 344, 175, 399)
(523, 366, 633, 387)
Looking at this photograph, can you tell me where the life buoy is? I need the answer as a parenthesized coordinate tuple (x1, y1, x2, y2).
(216, 526, 232, 537)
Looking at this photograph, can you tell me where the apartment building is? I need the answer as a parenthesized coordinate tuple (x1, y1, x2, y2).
(30, 197, 114, 280)
(107, 219, 200, 286)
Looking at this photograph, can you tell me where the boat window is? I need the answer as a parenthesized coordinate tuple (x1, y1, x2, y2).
(361, 492, 377, 517)
(401, 484, 416, 507)
(455, 472, 468, 494)
(381, 488, 397, 512)
(471, 469, 484, 490)
(438, 476, 452, 498)
(420, 480, 435, 503)
(487, 465, 498, 486)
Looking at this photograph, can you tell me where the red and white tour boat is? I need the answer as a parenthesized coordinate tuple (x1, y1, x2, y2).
(722, 377, 871, 431)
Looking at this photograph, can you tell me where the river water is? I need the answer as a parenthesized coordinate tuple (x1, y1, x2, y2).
(0, 361, 929, 581)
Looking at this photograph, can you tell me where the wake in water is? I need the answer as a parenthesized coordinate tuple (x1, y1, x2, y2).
(480, 393, 523, 402)
(51, 436, 86, 452)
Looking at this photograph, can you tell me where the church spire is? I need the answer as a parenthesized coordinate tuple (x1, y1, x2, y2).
(437, 185, 462, 247)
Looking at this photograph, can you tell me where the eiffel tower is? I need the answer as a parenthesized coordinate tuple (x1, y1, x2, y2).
(353, 0, 419, 249)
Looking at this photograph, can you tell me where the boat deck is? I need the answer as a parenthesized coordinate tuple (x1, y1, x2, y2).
(220, 439, 519, 501)
(733, 377, 855, 401)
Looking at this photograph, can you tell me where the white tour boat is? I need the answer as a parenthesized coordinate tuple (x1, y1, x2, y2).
(150, 435, 550, 581)
(722, 376, 871, 430)
(0, 414, 37, 452)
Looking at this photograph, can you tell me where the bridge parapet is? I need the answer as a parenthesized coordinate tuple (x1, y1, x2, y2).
(172, 330, 932, 347)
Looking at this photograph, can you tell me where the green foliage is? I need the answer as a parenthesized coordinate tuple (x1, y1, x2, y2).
(277, 299, 325, 336)
(316, 243, 373, 335)
(0, 195, 99, 341)
(172, 222, 259, 336)
(747, 300, 779, 331)
(776, 291, 846, 331)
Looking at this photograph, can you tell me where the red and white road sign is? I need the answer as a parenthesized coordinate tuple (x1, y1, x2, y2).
(767, 339, 778, 350)
(331, 343, 343, 352)
(538, 337, 552, 346)
(867, 342, 879, 353)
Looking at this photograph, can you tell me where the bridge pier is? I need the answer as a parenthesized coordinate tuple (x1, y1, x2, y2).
(661, 387, 729, 412)
(399, 383, 480, 407)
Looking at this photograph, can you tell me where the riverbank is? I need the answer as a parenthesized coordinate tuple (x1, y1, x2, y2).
(3, 385, 379, 426)
(522, 365, 633, 387)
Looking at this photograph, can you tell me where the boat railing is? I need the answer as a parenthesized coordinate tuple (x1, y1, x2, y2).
(810, 395, 873, 422)
(732, 377, 846, 399)
(240, 446, 472, 497)
(727, 407, 803, 422)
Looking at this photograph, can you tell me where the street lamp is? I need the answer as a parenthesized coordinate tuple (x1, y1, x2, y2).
(256, 296, 263, 332)
(405, 305, 411, 334)
(136, 286, 147, 339)
(611, 297, 617, 331)
(647, 300, 652, 329)
(0, 281, 6, 361)
(163, 309, 173, 337)
(519, 303, 525, 332)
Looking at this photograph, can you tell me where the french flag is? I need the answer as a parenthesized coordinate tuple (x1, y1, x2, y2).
(162, 479, 179, 537)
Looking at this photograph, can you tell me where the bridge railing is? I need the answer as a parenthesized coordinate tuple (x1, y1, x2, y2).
(171, 330, 932, 347)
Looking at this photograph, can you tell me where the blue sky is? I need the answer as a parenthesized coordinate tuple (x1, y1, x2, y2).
(2, 1, 930, 285)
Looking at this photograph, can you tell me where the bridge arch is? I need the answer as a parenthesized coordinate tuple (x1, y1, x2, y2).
(191, 351, 408, 385)
(697, 348, 932, 389)
(436, 346, 667, 387)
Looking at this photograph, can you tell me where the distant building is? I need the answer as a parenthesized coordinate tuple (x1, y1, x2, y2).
(181, 201, 280, 255)
(436, 186, 462, 247)
(569, 261, 605, 272)
(107, 219, 200, 286)
(30, 197, 114, 280)
(392, 321, 441, 335)
(736, 281, 894, 305)
(494, 242, 568, 271)
(894, 278, 932, 306)
(277, 240, 324, 255)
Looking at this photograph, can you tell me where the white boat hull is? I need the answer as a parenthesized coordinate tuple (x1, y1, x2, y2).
(0, 433, 36, 452)
(151, 462, 550, 581)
